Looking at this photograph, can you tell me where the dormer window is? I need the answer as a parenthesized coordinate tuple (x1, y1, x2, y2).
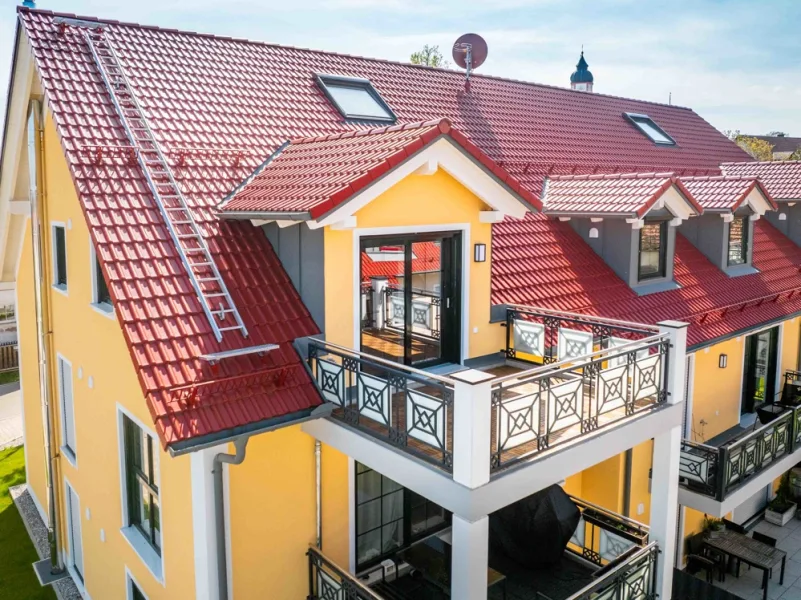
(727, 216, 749, 266)
(638, 222, 667, 281)
(625, 113, 676, 146)
(316, 74, 396, 122)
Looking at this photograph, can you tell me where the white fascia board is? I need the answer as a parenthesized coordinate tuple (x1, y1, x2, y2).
(649, 185, 696, 221)
(303, 401, 683, 521)
(312, 137, 531, 228)
(678, 443, 801, 518)
(0, 30, 34, 282)
(743, 186, 775, 217)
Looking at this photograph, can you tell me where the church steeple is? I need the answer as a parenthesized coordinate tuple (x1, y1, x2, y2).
(570, 50, 594, 92)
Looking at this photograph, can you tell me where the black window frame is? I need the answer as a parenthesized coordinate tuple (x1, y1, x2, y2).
(637, 221, 668, 281)
(129, 576, 147, 600)
(53, 224, 67, 288)
(354, 463, 450, 571)
(316, 74, 397, 123)
(624, 112, 677, 146)
(123, 415, 161, 556)
(93, 249, 112, 307)
(727, 216, 749, 266)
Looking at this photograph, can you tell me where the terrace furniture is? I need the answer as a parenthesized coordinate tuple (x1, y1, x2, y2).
(721, 519, 747, 576)
(781, 373, 801, 406)
(757, 403, 786, 425)
(686, 533, 724, 584)
(752, 532, 778, 579)
(704, 529, 786, 600)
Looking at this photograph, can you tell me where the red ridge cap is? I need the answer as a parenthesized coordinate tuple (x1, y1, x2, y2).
(288, 119, 449, 145)
(550, 171, 675, 182)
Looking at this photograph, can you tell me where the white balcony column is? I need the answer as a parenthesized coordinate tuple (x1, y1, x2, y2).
(451, 369, 494, 489)
(451, 514, 489, 600)
(371, 276, 388, 330)
(650, 320, 688, 600)
(657, 320, 688, 406)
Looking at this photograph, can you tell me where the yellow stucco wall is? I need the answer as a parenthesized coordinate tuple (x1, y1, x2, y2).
(16, 115, 196, 600)
(689, 338, 745, 442)
(782, 318, 800, 374)
(323, 168, 503, 360)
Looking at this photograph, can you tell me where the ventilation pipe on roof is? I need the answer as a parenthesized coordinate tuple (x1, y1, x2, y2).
(28, 98, 65, 577)
(213, 436, 249, 600)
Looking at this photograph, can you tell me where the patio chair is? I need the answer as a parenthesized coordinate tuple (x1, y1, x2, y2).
(686, 533, 724, 584)
(753, 531, 778, 579)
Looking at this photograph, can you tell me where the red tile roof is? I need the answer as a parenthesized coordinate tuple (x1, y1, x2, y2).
(721, 161, 801, 201)
(542, 172, 702, 218)
(8, 8, 780, 448)
(219, 119, 540, 217)
(493, 215, 801, 348)
(679, 176, 776, 212)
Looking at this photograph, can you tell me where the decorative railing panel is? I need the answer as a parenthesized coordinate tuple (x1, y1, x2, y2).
(680, 405, 801, 501)
(490, 333, 669, 471)
(308, 341, 454, 470)
(567, 496, 649, 567)
(307, 546, 385, 600)
(503, 306, 657, 366)
(382, 286, 441, 340)
(565, 543, 659, 600)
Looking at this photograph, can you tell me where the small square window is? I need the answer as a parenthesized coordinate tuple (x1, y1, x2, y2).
(728, 216, 749, 266)
(52, 224, 67, 290)
(317, 75, 395, 122)
(624, 113, 676, 146)
(638, 222, 667, 281)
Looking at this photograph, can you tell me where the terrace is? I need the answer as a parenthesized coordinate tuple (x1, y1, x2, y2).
(305, 306, 674, 482)
(306, 494, 657, 600)
(679, 370, 801, 515)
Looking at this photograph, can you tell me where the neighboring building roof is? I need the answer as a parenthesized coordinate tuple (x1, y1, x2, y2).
(541, 172, 702, 218)
(361, 241, 441, 284)
(570, 51, 594, 84)
(219, 119, 540, 217)
(679, 176, 777, 212)
(492, 216, 801, 348)
(721, 161, 801, 201)
(748, 135, 801, 155)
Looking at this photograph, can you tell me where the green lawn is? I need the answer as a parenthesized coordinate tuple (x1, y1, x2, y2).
(0, 369, 20, 385)
(0, 445, 56, 599)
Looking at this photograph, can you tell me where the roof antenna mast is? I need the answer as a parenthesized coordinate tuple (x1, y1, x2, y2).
(452, 33, 488, 93)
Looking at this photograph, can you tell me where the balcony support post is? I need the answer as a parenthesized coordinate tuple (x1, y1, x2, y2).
(451, 369, 495, 489)
(650, 320, 688, 600)
(371, 276, 388, 330)
(451, 514, 489, 600)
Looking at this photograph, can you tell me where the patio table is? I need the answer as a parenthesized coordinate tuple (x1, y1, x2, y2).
(704, 529, 786, 600)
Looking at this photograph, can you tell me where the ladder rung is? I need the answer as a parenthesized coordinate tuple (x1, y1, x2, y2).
(218, 326, 246, 332)
(184, 248, 206, 253)
(172, 220, 193, 225)
(197, 277, 221, 283)
(213, 309, 237, 315)
(206, 293, 227, 298)
(176, 233, 201, 239)
(189, 262, 213, 267)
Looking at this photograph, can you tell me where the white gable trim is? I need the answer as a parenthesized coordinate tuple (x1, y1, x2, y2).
(309, 137, 531, 229)
(645, 184, 697, 221)
(741, 186, 774, 217)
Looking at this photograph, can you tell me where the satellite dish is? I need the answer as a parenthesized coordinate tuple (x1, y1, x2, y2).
(452, 33, 488, 70)
(452, 33, 488, 92)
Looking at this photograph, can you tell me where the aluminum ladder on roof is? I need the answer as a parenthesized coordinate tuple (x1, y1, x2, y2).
(82, 30, 248, 342)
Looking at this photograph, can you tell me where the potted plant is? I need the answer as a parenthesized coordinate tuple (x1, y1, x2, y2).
(766, 472, 797, 526)
(703, 515, 725, 539)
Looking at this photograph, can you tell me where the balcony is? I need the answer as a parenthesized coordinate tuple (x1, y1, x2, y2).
(679, 373, 801, 516)
(306, 494, 658, 600)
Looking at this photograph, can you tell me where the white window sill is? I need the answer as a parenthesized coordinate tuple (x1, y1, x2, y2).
(120, 526, 164, 585)
(60, 445, 77, 469)
(52, 284, 68, 297)
(90, 302, 115, 320)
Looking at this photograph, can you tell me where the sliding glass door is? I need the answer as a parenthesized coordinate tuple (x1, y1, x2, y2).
(741, 326, 779, 414)
(359, 232, 461, 367)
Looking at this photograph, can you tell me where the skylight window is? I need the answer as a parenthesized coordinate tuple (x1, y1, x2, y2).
(624, 113, 676, 146)
(317, 74, 396, 122)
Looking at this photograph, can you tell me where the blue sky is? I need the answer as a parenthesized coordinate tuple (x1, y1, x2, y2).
(1, 0, 800, 136)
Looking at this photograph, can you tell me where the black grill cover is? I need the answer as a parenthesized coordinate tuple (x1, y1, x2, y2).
(489, 484, 581, 568)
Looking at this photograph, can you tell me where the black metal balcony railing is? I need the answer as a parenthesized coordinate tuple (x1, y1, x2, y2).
(491, 312, 669, 470)
(564, 542, 659, 600)
(307, 546, 385, 600)
(567, 496, 649, 567)
(307, 340, 455, 470)
(679, 402, 801, 501)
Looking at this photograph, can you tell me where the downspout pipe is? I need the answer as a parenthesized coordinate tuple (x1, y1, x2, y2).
(315, 440, 322, 549)
(213, 436, 249, 600)
(29, 98, 63, 574)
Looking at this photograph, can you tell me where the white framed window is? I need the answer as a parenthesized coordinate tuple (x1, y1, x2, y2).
(126, 567, 149, 600)
(64, 479, 86, 593)
(117, 405, 165, 584)
(52, 222, 68, 293)
(89, 242, 113, 316)
(57, 354, 77, 467)
(316, 74, 396, 122)
(624, 113, 676, 146)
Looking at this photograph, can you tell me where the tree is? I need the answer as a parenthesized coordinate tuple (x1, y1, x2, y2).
(410, 45, 450, 68)
(725, 130, 774, 161)
(767, 131, 788, 137)
(789, 147, 801, 161)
